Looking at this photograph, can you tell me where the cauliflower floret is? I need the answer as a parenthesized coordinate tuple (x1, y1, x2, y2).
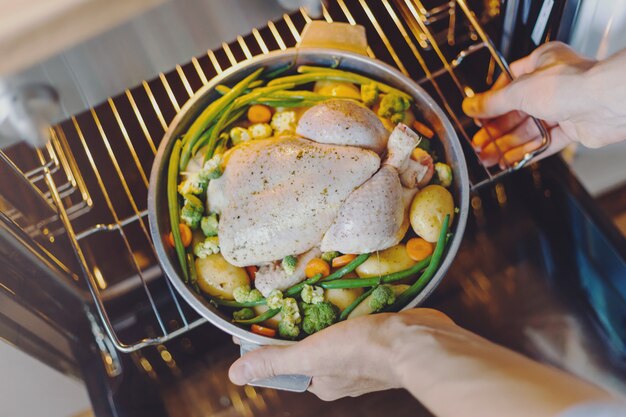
(193, 236, 220, 258)
(281, 297, 301, 323)
(200, 213, 219, 237)
(233, 285, 263, 303)
(281, 255, 298, 275)
(200, 153, 223, 180)
(249, 123, 273, 140)
(378, 93, 411, 123)
(435, 162, 453, 188)
(271, 111, 297, 134)
(301, 284, 324, 305)
(230, 127, 252, 146)
(232, 308, 255, 321)
(361, 83, 379, 106)
(266, 289, 284, 309)
(177, 172, 206, 195)
(180, 194, 204, 229)
(278, 319, 300, 340)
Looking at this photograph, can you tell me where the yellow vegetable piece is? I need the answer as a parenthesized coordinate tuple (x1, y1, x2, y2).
(314, 81, 361, 100)
(355, 244, 416, 278)
(410, 185, 455, 243)
(195, 254, 249, 300)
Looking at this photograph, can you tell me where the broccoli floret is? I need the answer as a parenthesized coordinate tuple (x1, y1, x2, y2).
(369, 285, 395, 312)
(233, 285, 263, 303)
(281, 297, 301, 323)
(180, 194, 204, 229)
(301, 284, 324, 304)
(378, 93, 411, 124)
(230, 126, 251, 146)
(201, 213, 219, 237)
(435, 162, 453, 188)
(301, 301, 338, 335)
(233, 308, 255, 321)
(361, 83, 379, 106)
(271, 111, 297, 134)
(200, 154, 223, 180)
(266, 289, 284, 309)
(178, 172, 207, 195)
(281, 255, 298, 275)
(249, 123, 273, 140)
(278, 319, 300, 340)
(193, 236, 220, 258)
(320, 251, 340, 263)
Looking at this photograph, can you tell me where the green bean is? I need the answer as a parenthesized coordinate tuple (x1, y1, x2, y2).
(264, 90, 353, 101)
(208, 296, 267, 308)
(339, 287, 376, 321)
(215, 85, 230, 95)
(191, 107, 247, 156)
(271, 67, 412, 100)
(232, 84, 297, 109)
(320, 256, 432, 290)
(180, 67, 263, 170)
(202, 101, 235, 163)
(284, 273, 323, 298)
(216, 79, 265, 95)
(388, 215, 450, 311)
(250, 99, 318, 108)
(263, 62, 294, 79)
(187, 253, 197, 286)
(233, 308, 281, 324)
(167, 139, 188, 282)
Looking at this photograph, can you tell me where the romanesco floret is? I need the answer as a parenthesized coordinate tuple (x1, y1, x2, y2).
(320, 251, 340, 263)
(200, 153, 223, 180)
(178, 173, 207, 195)
(233, 308, 255, 321)
(301, 301, 338, 335)
(180, 194, 204, 229)
(361, 83, 379, 106)
(281, 255, 298, 275)
(201, 213, 219, 237)
(193, 236, 220, 258)
(230, 126, 252, 146)
(369, 285, 395, 312)
(233, 285, 263, 303)
(278, 319, 300, 340)
(266, 289, 284, 309)
(271, 111, 297, 134)
(249, 123, 273, 140)
(378, 93, 411, 123)
(435, 162, 453, 187)
(301, 284, 324, 305)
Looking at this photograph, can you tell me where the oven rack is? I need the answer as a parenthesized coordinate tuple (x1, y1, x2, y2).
(29, 0, 551, 352)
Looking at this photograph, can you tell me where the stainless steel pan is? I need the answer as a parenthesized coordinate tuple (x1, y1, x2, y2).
(148, 41, 469, 391)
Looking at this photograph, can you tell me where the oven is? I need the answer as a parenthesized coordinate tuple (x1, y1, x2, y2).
(1, 1, 625, 416)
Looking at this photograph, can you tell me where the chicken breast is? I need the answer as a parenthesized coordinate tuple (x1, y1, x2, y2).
(208, 136, 380, 266)
(296, 99, 388, 154)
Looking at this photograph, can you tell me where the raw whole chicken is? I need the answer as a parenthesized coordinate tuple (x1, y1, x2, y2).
(208, 100, 427, 294)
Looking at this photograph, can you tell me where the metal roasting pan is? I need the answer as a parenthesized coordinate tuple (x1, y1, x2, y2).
(148, 46, 470, 390)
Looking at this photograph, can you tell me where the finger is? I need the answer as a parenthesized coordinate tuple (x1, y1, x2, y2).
(500, 125, 573, 168)
(228, 344, 309, 386)
(462, 76, 533, 118)
(472, 111, 528, 150)
(480, 119, 553, 160)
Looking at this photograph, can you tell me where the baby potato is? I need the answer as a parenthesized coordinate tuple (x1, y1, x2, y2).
(314, 81, 361, 100)
(195, 254, 249, 300)
(355, 244, 416, 278)
(325, 286, 364, 312)
(410, 185, 454, 243)
(253, 304, 282, 329)
(347, 284, 410, 320)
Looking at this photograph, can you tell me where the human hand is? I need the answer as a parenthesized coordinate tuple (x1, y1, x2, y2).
(462, 42, 626, 167)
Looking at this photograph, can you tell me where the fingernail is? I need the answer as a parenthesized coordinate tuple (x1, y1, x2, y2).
(229, 361, 251, 386)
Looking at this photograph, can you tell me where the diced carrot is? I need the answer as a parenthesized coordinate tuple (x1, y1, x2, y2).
(251, 324, 276, 337)
(305, 258, 331, 278)
(167, 223, 192, 248)
(247, 104, 272, 123)
(406, 238, 433, 261)
(331, 254, 356, 268)
(412, 120, 435, 139)
(245, 265, 258, 281)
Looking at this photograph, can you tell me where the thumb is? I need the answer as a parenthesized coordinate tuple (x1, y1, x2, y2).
(462, 77, 531, 119)
(228, 345, 307, 385)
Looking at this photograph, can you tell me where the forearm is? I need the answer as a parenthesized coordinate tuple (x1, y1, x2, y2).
(388, 314, 612, 417)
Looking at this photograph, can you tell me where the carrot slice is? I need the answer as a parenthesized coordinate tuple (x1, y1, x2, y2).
(247, 104, 272, 123)
(168, 224, 192, 248)
(331, 254, 356, 268)
(245, 265, 258, 281)
(251, 324, 276, 337)
(406, 238, 433, 261)
(305, 258, 330, 278)
(412, 120, 434, 139)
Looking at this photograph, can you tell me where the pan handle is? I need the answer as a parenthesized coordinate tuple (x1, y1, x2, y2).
(298, 21, 368, 56)
(239, 341, 312, 392)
